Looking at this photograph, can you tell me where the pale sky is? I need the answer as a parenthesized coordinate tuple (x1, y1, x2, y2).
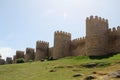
(0, 0, 120, 59)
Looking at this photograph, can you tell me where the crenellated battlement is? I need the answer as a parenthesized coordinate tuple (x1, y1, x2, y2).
(35, 40, 49, 60)
(7, 15, 120, 62)
(117, 26, 120, 30)
(25, 47, 35, 61)
(54, 30, 71, 39)
(72, 37, 85, 43)
(26, 48, 34, 52)
(53, 30, 71, 59)
(86, 16, 109, 56)
(86, 15, 108, 24)
(36, 40, 49, 49)
(70, 37, 86, 56)
(108, 27, 116, 32)
(71, 37, 86, 48)
(16, 50, 24, 59)
(16, 50, 24, 53)
(108, 26, 120, 33)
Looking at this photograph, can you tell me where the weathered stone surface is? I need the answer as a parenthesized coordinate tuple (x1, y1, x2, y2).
(49, 69, 56, 72)
(107, 70, 120, 78)
(16, 51, 24, 59)
(86, 16, 108, 56)
(81, 63, 97, 68)
(51, 16, 120, 59)
(71, 37, 86, 56)
(81, 62, 110, 68)
(53, 31, 71, 59)
(11, 16, 120, 61)
(25, 48, 35, 61)
(6, 57, 13, 64)
(73, 73, 82, 77)
(84, 75, 96, 80)
(35, 41, 49, 61)
(0, 59, 5, 65)
(13, 55, 16, 63)
(92, 71, 97, 74)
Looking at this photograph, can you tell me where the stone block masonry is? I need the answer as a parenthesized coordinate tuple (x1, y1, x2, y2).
(53, 31, 71, 59)
(86, 16, 108, 56)
(16, 51, 24, 59)
(25, 48, 35, 61)
(35, 40, 49, 61)
(11, 15, 120, 61)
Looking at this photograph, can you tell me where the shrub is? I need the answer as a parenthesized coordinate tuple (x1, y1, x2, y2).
(16, 58, 25, 63)
(28, 60, 33, 64)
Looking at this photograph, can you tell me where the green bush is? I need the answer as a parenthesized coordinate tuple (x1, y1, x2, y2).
(28, 60, 33, 64)
(16, 58, 25, 63)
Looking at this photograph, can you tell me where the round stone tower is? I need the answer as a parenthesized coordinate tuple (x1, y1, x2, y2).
(35, 40, 49, 60)
(86, 16, 108, 56)
(25, 48, 35, 61)
(53, 31, 71, 59)
(16, 50, 24, 59)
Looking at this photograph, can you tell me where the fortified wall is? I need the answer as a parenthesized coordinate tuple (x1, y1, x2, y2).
(108, 26, 120, 54)
(11, 15, 120, 63)
(71, 37, 86, 56)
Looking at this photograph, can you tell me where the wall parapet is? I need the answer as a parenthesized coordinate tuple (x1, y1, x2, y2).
(54, 30, 71, 39)
(36, 40, 49, 49)
(26, 48, 34, 52)
(16, 50, 24, 59)
(72, 37, 85, 42)
(71, 37, 86, 48)
(108, 26, 120, 33)
(86, 15, 108, 24)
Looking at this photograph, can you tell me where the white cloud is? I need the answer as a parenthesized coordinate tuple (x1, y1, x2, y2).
(0, 47, 16, 60)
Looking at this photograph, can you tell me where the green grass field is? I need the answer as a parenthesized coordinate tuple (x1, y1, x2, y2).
(0, 54, 120, 80)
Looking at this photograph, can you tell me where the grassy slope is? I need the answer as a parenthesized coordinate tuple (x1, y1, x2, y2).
(0, 54, 120, 80)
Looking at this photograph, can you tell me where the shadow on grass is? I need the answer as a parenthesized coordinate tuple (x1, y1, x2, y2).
(89, 53, 119, 59)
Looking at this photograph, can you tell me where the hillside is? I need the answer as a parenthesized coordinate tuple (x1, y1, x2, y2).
(0, 54, 120, 80)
